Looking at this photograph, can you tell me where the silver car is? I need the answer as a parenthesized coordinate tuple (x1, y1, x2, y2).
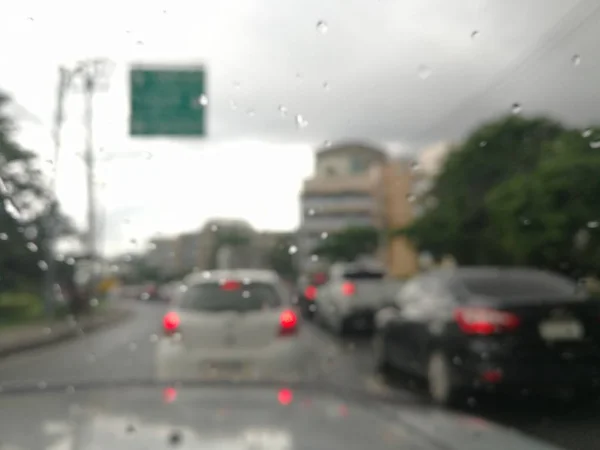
(155, 269, 302, 380)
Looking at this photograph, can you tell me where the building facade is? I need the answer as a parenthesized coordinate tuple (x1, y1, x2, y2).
(298, 142, 389, 271)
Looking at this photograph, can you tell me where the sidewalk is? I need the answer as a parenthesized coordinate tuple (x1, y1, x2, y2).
(0, 305, 134, 358)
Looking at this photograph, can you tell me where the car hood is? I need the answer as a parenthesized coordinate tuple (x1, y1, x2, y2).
(0, 383, 561, 450)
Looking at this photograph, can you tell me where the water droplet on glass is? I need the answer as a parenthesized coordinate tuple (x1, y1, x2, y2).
(587, 221, 599, 229)
(229, 100, 237, 111)
(37, 381, 47, 390)
(288, 245, 298, 255)
(66, 257, 75, 265)
(0, 233, 7, 240)
(66, 385, 75, 394)
(128, 342, 138, 351)
(198, 94, 208, 106)
(126, 424, 136, 434)
(27, 242, 38, 252)
(278, 105, 288, 117)
(316, 20, 328, 34)
(521, 217, 531, 226)
(410, 161, 419, 171)
(136, 40, 144, 46)
(24, 226, 38, 240)
(311, 254, 319, 262)
(417, 65, 432, 80)
(589, 140, 600, 149)
(471, 30, 479, 39)
(233, 81, 241, 89)
(295, 114, 308, 129)
(406, 194, 416, 203)
(246, 108, 255, 117)
(466, 397, 477, 408)
(168, 430, 183, 446)
(582, 129, 593, 138)
(150, 333, 159, 343)
(572, 54, 581, 66)
(479, 140, 487, 147)
(38, 261, 48, 271)
(511, 103, 522, 114)
(43, 327, 52, 335)
(321, 232, 328, 239)
(90, 298, 99, 307)
(323, 140, 332, 148)
(323, 81, 330, 91)
(308, 208, 316, 216)
(210, 224, 218, 232)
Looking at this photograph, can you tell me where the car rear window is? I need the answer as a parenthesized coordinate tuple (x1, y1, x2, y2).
(343, 270, 385, 280)
(180, 281, 282, 312)
(459, 272, 578, 298)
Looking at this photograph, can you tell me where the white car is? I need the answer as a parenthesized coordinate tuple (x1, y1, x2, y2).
(155, 269, 303, 381)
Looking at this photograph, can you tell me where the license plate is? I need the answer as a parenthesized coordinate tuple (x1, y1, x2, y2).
(539, 320, 583, 341)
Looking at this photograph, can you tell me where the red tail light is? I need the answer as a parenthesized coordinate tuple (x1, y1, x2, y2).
(341, 282, 355, 296)
(221, 280, 242, 290)
(279, 309, 298, 336)
(454, 307, 520, 335)
(163, 311, 180, 334)
(304, 285, 317, 301)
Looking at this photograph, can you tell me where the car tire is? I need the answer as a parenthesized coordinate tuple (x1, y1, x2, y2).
(427, 351, 463, 407)
(373, 333, 391, 374)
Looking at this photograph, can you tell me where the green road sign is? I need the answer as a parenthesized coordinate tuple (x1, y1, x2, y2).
(129, 65, 206, 137)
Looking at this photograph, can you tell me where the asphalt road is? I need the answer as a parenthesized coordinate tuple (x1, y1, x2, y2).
(0, 300, 598, 450)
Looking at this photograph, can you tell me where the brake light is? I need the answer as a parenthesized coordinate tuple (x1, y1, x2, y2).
(341, 281, 355, 296)
(163, 311, 180, 334)
(279, 309, 298, 336)
(454, 307, 520, 335)
(304, 285, 317, 301)
(221, 280, 242, 290)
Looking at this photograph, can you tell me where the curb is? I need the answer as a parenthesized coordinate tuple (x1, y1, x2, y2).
(0, 308, 134, 359)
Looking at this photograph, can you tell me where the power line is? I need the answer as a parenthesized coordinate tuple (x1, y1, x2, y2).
(417, 0, 600, 140)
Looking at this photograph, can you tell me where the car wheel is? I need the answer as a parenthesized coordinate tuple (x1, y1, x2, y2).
(427, 351, 462, 407)
(373, 333, 391, 374)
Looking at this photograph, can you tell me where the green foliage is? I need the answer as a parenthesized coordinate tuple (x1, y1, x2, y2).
(399, 113, 600, 277)
(313, 226, 380, 263)
(0, 292, 43, 325)
(0, 91, 77, 303)
(265, 233, 297, 281)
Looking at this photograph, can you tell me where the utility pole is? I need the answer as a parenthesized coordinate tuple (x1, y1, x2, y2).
(42, 67, 74, 317)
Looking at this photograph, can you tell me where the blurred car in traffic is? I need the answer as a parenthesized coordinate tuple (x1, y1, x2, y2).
(155, 269, 302, 381)
(296, 270, 329, 319)
(314, 261, 403, 335)
(373, 267, 600, 407)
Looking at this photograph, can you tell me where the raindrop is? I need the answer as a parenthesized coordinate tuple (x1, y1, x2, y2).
(572, 54, 581, 66)
(90, 298, 99, 307)
(126, 424, 136, 434)
(471, 30, 479, 39)
(311, 254, 319, 262)
(65, 385, 75, 394)
(38, 261, 48, 271)
(278, 105, 288, 117)
(288, 245, 298, 255)
(37, 381, 47, 390)
(417, 65, 432, 80)
(320, 231, 328, 239)
(43, 327, 52, 335)
(66, 257, 75, 265)
(406, 194, 416, 203)
(24, 226, 38, 240)
(168, 430, 183, 446)
(590, 140, 600, 149)
(410, 161, 419, 171)
(27, 242, 38, 252)
(323, 140, 332, 148)
(136, 40, 144, 46)
(128, 342, 138, 351)
(150, 333, 159, 343)
(233, 81, 241, 89)
(521, 217, 531, 226)
(308, 208, 316, 216)
(316, 20, 328, 34)
(588, 221, 599, 229)
(511, 103, 522, 114)
(198, 94, 208, 106)
(323, 81, 330, 91)
(229, 100, 238, 111)
(179, 284, 189, 292)
(466, 397, 477, 407)
(295, 114, 308, 129)
(582, 128, 593, 138)
(210, 224, 219, 232)
(479, 141, 487, 147)
(246, 108, 256, 117)
(0, 233, 7, 240)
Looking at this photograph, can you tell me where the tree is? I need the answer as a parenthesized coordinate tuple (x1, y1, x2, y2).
(0, 91, 77, 296)
(265, 233, 297, 281)
(399, 115, 567, 264)
(313, 226, 380, 263)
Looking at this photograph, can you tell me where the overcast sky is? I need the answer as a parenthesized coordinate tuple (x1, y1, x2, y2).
(1, 0, 600, 255)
